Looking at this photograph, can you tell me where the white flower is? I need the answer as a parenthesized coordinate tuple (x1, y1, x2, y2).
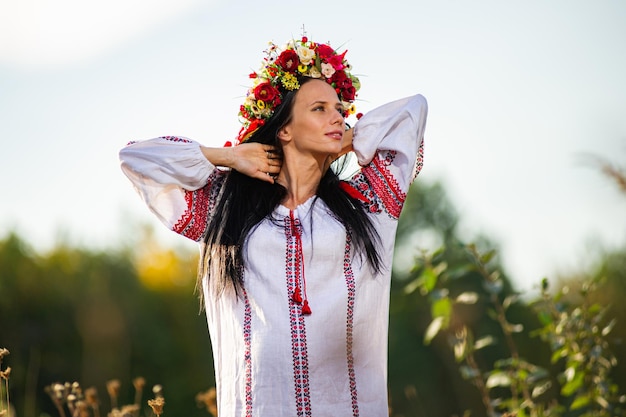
(321, 62, 335, 78)
(308, 67, 322, 78)
(296, 46, 315, 65)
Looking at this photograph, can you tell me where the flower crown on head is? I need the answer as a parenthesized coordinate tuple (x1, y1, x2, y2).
(234, 36, 361, 145)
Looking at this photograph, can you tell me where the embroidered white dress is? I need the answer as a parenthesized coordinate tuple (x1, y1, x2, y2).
(120, 94, 428, 417)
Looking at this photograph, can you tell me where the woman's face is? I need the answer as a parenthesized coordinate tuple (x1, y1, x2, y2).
(278, 79, 345, 158)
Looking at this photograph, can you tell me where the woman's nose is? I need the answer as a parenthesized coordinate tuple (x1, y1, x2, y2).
(331, 110, 344, 125)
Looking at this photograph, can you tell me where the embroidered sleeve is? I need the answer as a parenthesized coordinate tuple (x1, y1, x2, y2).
(119, 136, 225, 241)
(348, 94, 428, 219)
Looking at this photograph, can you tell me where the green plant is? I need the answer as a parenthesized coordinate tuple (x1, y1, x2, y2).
(408, 244, 625, 416)
(532, 277, 625, 416)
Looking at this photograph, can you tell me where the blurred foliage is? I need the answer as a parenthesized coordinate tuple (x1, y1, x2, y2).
(1, 172, 625, 416)
(0, 228, 212, 416)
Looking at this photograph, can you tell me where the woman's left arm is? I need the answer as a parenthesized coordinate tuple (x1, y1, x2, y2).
(352, 94, 428, 193)
(346, 94, 428, 219)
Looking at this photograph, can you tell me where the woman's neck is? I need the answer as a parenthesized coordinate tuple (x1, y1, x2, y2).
(276, 153, 330, 209)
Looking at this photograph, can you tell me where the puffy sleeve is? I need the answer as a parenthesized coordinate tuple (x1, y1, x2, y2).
(119, 136, 225, 241)
(347, 94, 428, 219)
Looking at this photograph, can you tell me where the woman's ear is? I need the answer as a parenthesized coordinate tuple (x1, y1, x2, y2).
(277, 125, 291, 142)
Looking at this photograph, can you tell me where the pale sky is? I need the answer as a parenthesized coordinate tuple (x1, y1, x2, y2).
(1, 0, 625, 292)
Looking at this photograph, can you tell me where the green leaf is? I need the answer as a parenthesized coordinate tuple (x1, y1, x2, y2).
(527, 367, 549, 384)
(483, 279, 503, 295)
(561, 371, 584, 397)
(589, 303, 603, 314)
(551, 348, 566, 364)
(532, 380, 552, 398)
(570, 394, 591, 410)
(537, 311, 552, 326)
(455, 292, 479, 304)
(459, 365, 480, 380)
(421, 268, 438, 293)
(595, 395, 609, 409)
(403, 278, 421, 295)
(602, 318, 616, 336)
(454, 337, 467, 362)
(480, 249, 497, 265)
(473, 335, 496, 351)
(424, 316, 445, 345)
(431, 297, 452, 320)
(486, 371, 511, 388)
(502, 294, 518, 310)
(447, 264, 477, 280)
(505, 323, 524, 333)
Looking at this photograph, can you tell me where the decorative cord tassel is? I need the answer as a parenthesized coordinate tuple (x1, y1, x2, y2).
(292, 286, 302, 303)
(290, 209, 311, 315)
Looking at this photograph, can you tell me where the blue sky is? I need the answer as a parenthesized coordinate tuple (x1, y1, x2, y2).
(1, 0, 625, 292)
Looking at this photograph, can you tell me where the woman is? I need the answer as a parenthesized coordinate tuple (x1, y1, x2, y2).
(120, 37, 427, 417)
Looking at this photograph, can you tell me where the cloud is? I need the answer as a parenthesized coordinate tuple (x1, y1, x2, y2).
(0, 0, 207, 70)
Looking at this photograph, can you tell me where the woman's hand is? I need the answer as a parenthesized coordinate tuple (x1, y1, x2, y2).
(201, 143, 282, 183)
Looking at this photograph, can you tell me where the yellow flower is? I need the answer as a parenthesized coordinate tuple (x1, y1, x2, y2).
(257, 100, 266, 109)
(297, 64, 308, 73)
(281, 73, 300, 91)
(347, 104, 356, 115)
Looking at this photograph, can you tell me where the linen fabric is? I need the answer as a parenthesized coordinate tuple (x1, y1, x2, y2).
(119, 94, 428, 417)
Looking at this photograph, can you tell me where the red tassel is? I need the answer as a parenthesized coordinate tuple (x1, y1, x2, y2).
(339, 181, 369, 203)
(292, 286, 302, 303)
(302, 300, 312, 315)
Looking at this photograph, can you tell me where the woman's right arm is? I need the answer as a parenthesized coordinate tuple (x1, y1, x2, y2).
(119, 136, 280, 241)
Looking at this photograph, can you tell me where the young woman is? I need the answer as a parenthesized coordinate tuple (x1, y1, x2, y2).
(120, 37, 428, 417)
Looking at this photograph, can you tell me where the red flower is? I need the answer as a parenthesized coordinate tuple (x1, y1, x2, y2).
(331, 70, 351, 89)
(327, 50, 347, 70)
(276, 50, 300, 73)
(316, 43, 335, 60)
(253, 82, 279, 103)
(341, 85, 356, 101)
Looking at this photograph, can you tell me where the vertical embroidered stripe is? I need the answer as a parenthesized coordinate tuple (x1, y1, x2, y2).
(242, 288, 253, 417)
(343, 234, 360, 417)
(284, 217, 312, 417)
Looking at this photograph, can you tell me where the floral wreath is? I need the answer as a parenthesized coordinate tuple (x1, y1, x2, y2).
(233, 36, 361, 145)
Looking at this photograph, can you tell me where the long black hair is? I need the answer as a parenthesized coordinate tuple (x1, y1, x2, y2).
(199, 77, 381, 296)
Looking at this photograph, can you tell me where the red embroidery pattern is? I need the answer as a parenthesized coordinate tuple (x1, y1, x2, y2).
(159, 135, 193, 143)
(343, 234, 359, 417)
(242, 287, 253, 417)
(361, 152, 406, 219)
(412, 141, 425, 181)
(283, 216, 312, 417)
(172, 170, 224, 241)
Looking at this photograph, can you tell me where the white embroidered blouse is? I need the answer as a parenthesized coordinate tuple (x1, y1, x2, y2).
(119, 94, 428, 417)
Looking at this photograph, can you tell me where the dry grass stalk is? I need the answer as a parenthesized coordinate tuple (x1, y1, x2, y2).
(0, 348, 10, 417)
(195, 387, 217, 416)
(106, 380, 121, 410)
(132, 377, 146, 412)
(147, 397, 165, 416)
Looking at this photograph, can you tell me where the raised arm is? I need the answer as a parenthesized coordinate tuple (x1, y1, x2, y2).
(119, 136, 281, 240)
(346, 94, 428, 219)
